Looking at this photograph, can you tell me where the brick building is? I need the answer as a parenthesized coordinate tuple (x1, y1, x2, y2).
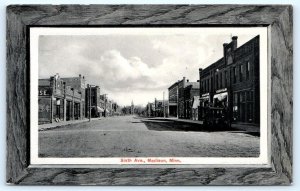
(199, 35, 260, 125)
(184, 83, 200, 119)
(85, 85, 104, 118)
(178, 77, 199, 119)
(38, 74, 85, 124)
(61, 74, 86, 119)
(154, 99, 169, 117)
(168, 81, 178, 118)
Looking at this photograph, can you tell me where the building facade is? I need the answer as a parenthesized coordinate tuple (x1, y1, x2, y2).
(168, 82, 178, 118)
(178, 77, 199, 119)
(199, 36, 260, 125)
(38, 74, 85, 124)
(154, 99, 169, 117)
(85, 85, 105, 118)
(184, 83, 200, 119)
(191, 96, 200, 120)
(61, 74, 86, 119)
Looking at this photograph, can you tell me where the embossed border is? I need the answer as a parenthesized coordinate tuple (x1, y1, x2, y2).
(6, 5, 292, 185)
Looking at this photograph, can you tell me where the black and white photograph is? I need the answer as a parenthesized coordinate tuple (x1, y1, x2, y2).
(6, 4, 293, 185)
(31, 27, 268, 165)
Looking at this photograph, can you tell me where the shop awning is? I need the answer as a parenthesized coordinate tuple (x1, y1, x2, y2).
(97, 106, 104, 112)
(213, 92, 228, 101)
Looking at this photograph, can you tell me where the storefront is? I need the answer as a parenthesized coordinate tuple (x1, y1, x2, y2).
(232, 89, 254, 123)
(192, 96, 200, 120)
(199, 93, 210, 120)
(213, 88, 228, 108)
(97, 106, 104, 117)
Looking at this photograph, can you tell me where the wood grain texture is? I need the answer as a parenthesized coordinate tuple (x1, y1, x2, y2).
(6, 5, 293, 185)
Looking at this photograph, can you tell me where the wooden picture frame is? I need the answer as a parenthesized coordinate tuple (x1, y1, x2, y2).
(6, 5, 292, 185)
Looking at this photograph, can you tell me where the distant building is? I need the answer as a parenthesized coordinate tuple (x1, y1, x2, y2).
(61, 74, 86, 119)
(184, 83, 200, 119)
(168, 82, 179, 118)
(154, 99, 169, 117)
(85, 85, 104, 118)
(38, 74, 85, 124)
(131, 100, 134, 115)
(100, 94, 109, 117)
(199, 36, 260, 125)
(178, 77, 199, 119)
(146, 102, 155, 117)
(112, 102, 120, 116)
(191, 96, 200, 120)
(107, 99, 113, 116)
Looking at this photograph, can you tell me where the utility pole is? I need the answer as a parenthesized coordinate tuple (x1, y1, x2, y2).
(88, 84, 91, 122)
(148, 102, 150, 117)
(154, 98, 156, 117)
(176, 86, 179, 119)
(163, 91, 165, 118)
(104, 94, 107, 117)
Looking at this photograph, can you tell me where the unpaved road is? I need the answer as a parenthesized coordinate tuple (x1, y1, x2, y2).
(39, 115, 259, 157)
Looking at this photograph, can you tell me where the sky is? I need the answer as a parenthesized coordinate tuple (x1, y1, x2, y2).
(38, 27, 265, 106)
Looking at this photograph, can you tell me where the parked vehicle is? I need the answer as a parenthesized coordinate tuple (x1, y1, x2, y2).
(203, 107, 231, 130)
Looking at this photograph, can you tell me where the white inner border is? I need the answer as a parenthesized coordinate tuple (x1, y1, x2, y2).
(30, 27, 269, 166)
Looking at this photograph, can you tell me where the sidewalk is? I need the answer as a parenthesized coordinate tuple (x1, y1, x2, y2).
(149, 117, 204, 125)
(231, 123, 260, 133)
(143, 117, 259, 133)
(38, 118, 100, 131)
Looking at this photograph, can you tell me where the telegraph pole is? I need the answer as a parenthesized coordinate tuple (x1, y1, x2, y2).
(104, 94, 107, 117)
(163, 91, 165, 118)
(88, 84, 91, 122)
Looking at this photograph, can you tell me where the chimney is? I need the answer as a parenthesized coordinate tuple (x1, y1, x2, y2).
(183, 76, 186, 87)
(232, 36, 238, 50)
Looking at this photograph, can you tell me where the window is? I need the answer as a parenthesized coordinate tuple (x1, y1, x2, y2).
(220, 72, 223, 88)
(225, 71, 227, 86)
(233, 67, 237, 83)
(233, 92, 238, 121)
(246, 61, 250, 80)
(240, 64, 243, 82)
(208, 79, 210, 92)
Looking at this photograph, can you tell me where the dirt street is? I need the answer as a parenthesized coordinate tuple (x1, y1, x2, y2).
(39, 115, 259, 157)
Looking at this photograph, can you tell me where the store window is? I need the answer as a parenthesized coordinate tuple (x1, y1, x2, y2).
(233, 92, 239, 121)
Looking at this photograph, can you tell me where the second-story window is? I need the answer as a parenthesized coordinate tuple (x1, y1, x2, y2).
(233, 67, 237, 83)
(240, 65, 243, 82)
(208, 79, 210, 92)
(246, 61, 250, 80)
